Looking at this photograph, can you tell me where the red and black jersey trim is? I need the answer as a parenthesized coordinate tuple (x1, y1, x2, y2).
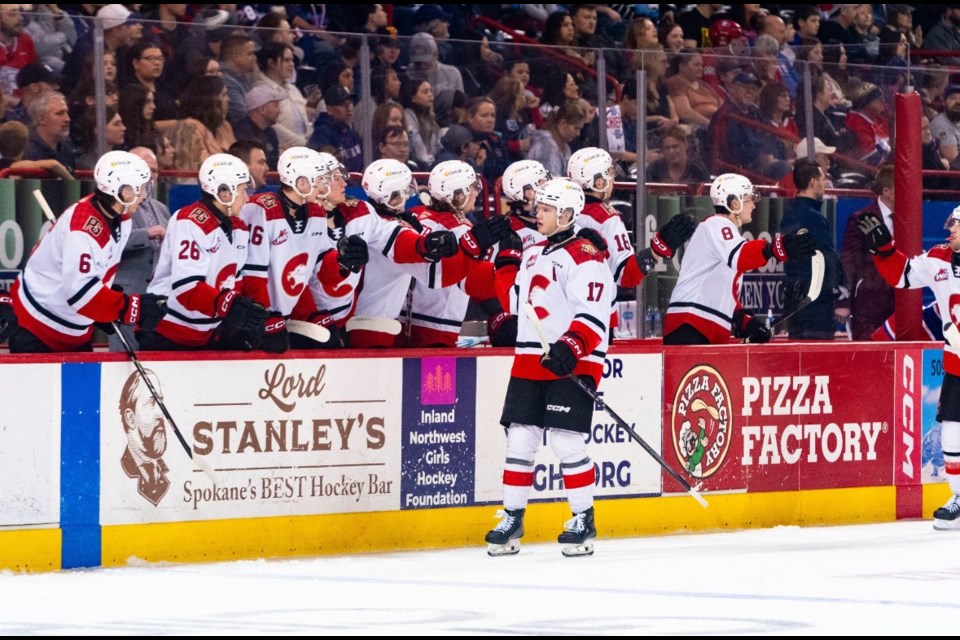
(172, 275, 205, 290)
(574, 312, 606, 333)
(410, 312, 462, 328)
(727, 240, 746, 268)
(166, 308, 220, 325)
(22, 277, 87, 330)
(382, 226, 403, 256)
(66, 277, 101, 306)
(667, 300, 734, 323)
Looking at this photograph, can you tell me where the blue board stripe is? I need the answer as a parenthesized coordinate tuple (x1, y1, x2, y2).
(60, 362, 101, 569)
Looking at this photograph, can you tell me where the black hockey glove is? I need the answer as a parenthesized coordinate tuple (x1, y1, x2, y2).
(261, 313, 290, 354)
(651, 213, 696, 258)
(215, 290, 269, 332)
(576, 228, 608, 254)
(487, 311, 518, 347)
(858, 213, 895, 256)
(0, 294, 17, 342)
(540, 332, 586, 377)
(495, 231, 524, 271)
(460, 215, 512, 259)
(733, 309, 772, 343)
(768, 230, 817, 262)
(337, 234, 369, 273)
(416, 230, 458, 262)
(137, 293, 167, 331)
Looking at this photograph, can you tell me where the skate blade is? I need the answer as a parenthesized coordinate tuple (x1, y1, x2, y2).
(487, 541, 520, 556)
(561, 541, 595, 557)
(933, 517, 960, 531)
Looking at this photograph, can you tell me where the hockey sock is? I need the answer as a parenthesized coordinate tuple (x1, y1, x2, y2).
(550, 428, 595, 514)
(943, 421, 960, 495)
(502, 424, 542, 510)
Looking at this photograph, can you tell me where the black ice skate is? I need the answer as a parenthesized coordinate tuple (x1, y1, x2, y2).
(933, 495, 960, 530)
(558, 506, 596, 557)
(485, 508, 525, 556)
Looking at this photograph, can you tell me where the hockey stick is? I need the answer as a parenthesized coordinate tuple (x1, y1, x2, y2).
(33, 189, 57, 223)
(286, 319, 332, 344)
(345, 315, 402, 335)
(112, 323, 219, 484)
(522, 302, 708, 508)
(746, 250, 825, 341)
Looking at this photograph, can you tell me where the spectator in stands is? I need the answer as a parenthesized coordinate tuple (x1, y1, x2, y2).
(759, 14, 800, 97)
(23, 91, 74, 171)
(658, 22, 685, 54)
(919, 67, 949, 121)
(255, 42, 310, 151)
(189, 56, 222, 81)
(8, 63, 59, 126)
(645, 125, 709, 185)
(436, 123, 482, 168)
(876, 29, 910, 89)
(465, 96, 510, 184)
(412, 4, 452, 61)
(537, 10, 593, 77)
(605, 82, 639, 172)
(219, 35, 258, 125)
(0, 5, 36, 99)
(622, 16, 660, 65)
(677, 4, 723, 49)
(141, 4, 192, 96)
(125, 41, 178, 130)
(791, 6, 822, 44)
(372, 32, 402, 72)
(752, 34, 782, 85)
(62, 4, 139, 96)
(118, 84, 158, 152)
(434, 89, 466, 128)
(75, 106, 126, 170)
(923, 6, 960, 66)
(817, 5, 859, 48)
(838, 164, 895, 340)
(172, 75, 235, 163)
(779, 159, 846, 340)
(308, 85, 363, 173)
(109, 145, 170, 352)
(843, 82, 890, 167)
(228, 139, 269, 190)
(922, 114, 951, 193)
(0, 119, 72, 179)
(757, 82, 798, 162)
(930, 84, 960, 169)
(24, 4, 75, 75)
(372, 102, 405, 147)
(401, 78, 439, 170)
(176, 9, 234, 86)
(377, 125, 415, 169)
(371, 66, 402, 106)
(407, 32, 463, 97)
(67, 79, 119, 145)
(319, 61, 355, 97)
(528, 101, 585, 178)
(233, 86, 283, 168)
(885, 4, 923, 50)
(795, 75, 841, 150)
(255, 11, 303, 67)
(666, 49, 723, 129)
(539, 70, 581, 120)
(637, 47, 679, 153)
(490, 77, 534, 162)
(778, 137, 837, 194)
(821, 41, 852, 110)
(848, 3, 881, 66)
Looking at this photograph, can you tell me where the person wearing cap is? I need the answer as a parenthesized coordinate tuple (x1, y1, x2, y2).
(816, 5, 859, 48)
(233, 86, 283, 168)
(8, 63, 58, 125)
(413, 4, 452, 43)
(930, 84, 960, 169)
(0, 4, 36, 98)
(843, 82, 890, 167)
(60, 4, 141, 96)
(923, 6, 960, 66)
(778, 159, 846, 340)
(406, 32, 463, 97)
(372, 31, 402, 72)
(307, 85, 362, 173)
(436, 124, 481, 168)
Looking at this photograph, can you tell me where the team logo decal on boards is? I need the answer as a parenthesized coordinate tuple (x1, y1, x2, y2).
(671, 365, 731, 478)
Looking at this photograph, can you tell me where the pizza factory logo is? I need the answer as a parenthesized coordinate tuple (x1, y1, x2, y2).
(671, 365, 731, 478)
(118, 370, 170, 506)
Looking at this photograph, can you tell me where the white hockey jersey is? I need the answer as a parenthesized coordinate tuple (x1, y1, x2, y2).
(298, 199, 363, 326)
(664, 214, 770, 343)
(499, 231, 614, 384)
(240, 191, 331, 317)
(147, 202, 252, 347)
(576, 199, 646, 287)
(12, 195, 131, 350)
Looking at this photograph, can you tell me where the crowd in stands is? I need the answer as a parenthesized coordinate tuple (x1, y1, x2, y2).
(0, 4, 958, 197)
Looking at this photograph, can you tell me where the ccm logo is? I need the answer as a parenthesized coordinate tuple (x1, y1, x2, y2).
(546, 404, 571, 413)
(901, 354, 916, 479)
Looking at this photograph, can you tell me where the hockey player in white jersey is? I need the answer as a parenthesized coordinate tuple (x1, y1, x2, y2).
(567, 147, 696, 290)
(860, 206, 960, 529)
(406, 160, 511, 347)
(7, 150, 165, 352)
(663, 173, 816, 345)
(241, 148, 367, 352)
(139, 153, 269, 351)
(344, 159, 511, 348)
(485, 177, 614, 557)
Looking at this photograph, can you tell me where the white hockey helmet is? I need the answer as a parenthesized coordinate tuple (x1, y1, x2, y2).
(535, 177, 584, 229)
(710, 173, 757, 214)
(502, 160, 550, 204)
(199, 153, 252, 207)
(94, 150, 152, 209)
(945, 205, 960, 231)
(567, 147, 615, 193)
(277, 147, 324, 198)
(428, 160, 480, 211)
(362, 158, 416, 212)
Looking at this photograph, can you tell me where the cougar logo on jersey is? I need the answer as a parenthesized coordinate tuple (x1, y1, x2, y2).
(671, 365, 731, 478)
(119, 370, 170, 506)
(281, 253, 309, 298)
(210, 235, 222, 254)
(215, 266, 236, 291)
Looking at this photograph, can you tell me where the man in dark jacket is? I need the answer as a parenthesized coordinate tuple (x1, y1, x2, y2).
(779, 159, 846, 339)
(308, 85, 363, 172)
(839, 164, 895, 339)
